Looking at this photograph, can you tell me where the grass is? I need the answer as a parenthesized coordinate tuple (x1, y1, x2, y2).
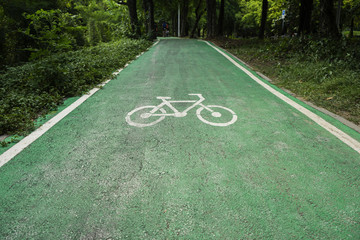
(213, 37, 360, 126)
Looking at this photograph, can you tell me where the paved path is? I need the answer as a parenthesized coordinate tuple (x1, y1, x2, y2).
(1, 39, 359, 239)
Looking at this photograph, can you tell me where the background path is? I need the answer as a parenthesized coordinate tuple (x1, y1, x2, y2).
(0, 39, 359, 239)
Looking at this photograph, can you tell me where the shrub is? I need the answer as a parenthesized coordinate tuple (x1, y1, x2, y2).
(220, 37, 360, 125)
(0, 38, 152, 135)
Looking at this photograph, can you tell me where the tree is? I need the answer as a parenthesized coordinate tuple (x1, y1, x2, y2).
(217, 0, 225, 36)
(343, 0, 360, 37)
(349, 17, 356, 36)
(221, 0, 240, 36)
(23, 9, 78, 59)
(143, 0, 156, 39)
(119, 0, 141, 38)
(154, 0, 179, 36)
(0, 0, 60, 65)
(182, 0, 191, 36)
(258, 0, 268, 39)
(336, 0, 342, 31)
(319, 0, 340, 37)
(190, 0, 205, 38)
(206, 0, 216, 37)
(299, 0, 313, 35)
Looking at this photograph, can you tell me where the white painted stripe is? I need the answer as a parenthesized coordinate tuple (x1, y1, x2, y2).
(0, 70, 122, 168)
(204, 41, 360, 154)
(0, 40, 160, 168)
(0, 88, 96, 168)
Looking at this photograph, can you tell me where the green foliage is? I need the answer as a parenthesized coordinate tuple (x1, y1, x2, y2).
(222, 0, 241, 36)
(0, 0, 64, 67)
(235, 0, 288, 37)
(22, 0, 132, 60)
(74, 0, 132, 45)
(0, 38, 152, 135)
(223, 37, 360, 124)
(0, 0, 132, 67)
(23, 9, 85, 60)
(344, 0, 360, 23)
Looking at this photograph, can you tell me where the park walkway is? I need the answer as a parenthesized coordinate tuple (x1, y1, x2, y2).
(0, 39, 359, 239)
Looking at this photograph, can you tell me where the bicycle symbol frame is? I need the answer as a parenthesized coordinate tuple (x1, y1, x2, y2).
(125, 94, 237, 127)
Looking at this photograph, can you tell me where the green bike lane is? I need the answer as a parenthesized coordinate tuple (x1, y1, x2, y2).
(0, 39, 359, 239)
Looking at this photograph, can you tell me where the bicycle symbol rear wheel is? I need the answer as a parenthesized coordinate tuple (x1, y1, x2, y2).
(126, 106, 166, 127)
(196, 105, 237, 127)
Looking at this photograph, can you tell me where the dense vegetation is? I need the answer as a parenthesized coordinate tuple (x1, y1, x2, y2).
(1, 0, 359, 68)
(0, 39, 152, 135)
(216, 37, 360, 125)
(0, 0, 152, 137)
(0, 0, 359, 137)
(0, 0, 134, 69)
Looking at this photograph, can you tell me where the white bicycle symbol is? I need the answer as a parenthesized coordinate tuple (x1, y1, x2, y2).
(125, 94, 237, 127)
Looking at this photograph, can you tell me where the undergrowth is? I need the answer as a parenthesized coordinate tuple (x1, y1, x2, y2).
(216, 37, 360, 125)
(0, 38, 152, 136)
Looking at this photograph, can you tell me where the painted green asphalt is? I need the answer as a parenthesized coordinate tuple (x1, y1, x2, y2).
(0, 96, 81, 155)
(0, 39, 359, 239)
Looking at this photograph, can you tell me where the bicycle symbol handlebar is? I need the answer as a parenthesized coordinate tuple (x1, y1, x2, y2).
(125, 94, 237, 127)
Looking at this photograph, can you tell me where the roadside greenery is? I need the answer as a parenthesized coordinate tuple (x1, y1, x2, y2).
(217, 37, 360, 125)
(0, 39, 152, 135)
(0, 0, 131, 69)
(0, 0, 359, 138)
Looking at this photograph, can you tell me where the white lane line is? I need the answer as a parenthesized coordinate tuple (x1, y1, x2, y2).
(0, 41, 160, 168)
(203, 41, 360, 154)
(0, 74, 118, 168)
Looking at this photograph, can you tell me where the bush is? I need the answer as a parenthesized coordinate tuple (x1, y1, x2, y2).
(23, 9, 85, 60)
(0, 38, 152, 135)
(219, 37, 360, 125)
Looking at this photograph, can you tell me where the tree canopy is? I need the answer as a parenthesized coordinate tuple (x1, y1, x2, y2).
(0, 0, 359, 68)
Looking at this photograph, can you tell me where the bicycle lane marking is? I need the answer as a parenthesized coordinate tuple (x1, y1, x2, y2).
(0, 38, 359, 239)
(125, 94, 237, 127)
(201, 40, 360, 154)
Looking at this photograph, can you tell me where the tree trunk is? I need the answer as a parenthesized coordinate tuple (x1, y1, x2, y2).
(180, 0, 189, 37)
(150, 0, 156, 39)
(172, 11, 177, 37)
(319, 0, 339, 38)
(206, 0, 216, 38)
(142, 0, 156, 40)
(190, 0, 204, 38)
(142, 0, 149, 34)
(148, 0, 155, 39)
(127, 0, 141, 38)
(336, 0, 342, 31)
(258, 0, 268, 39)
(217, 0, 225, 36)
(299, 0, 313, 35)
(349, 17, 354, 37)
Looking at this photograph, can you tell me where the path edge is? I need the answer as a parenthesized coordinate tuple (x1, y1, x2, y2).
(0, 39, 160, 169)
(200, 40, 360, 154)
(209, 41, 360, 134)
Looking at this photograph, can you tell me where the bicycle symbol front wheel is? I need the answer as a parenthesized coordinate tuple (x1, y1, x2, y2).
(196, 105, 237, 127)
(126, 106, 166, 127)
